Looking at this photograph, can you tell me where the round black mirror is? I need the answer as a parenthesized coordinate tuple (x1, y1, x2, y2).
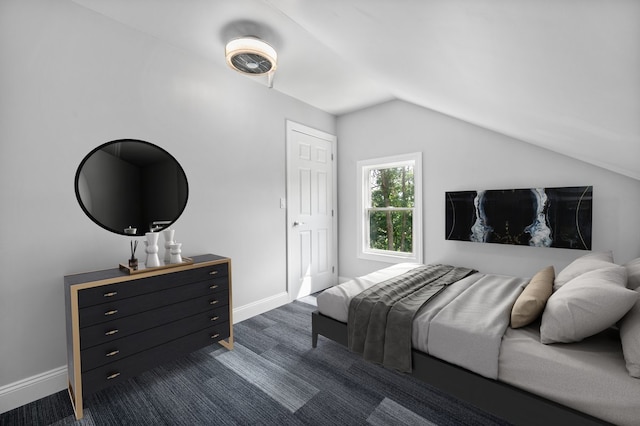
(75, 139, 188, 237)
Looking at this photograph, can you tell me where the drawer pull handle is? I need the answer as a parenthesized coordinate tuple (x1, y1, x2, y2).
(104, 292, 118, 298)
(210, 300, 218, 305)
(210, 316, 219, 321)
(105, 329, 119, 336)
(211, 333, 220, 339)
(209, 271, 219, 275)
(107, 372, 121, 380)
(104, 310, 118, 316)
(210, 284, 219, 290)
(106, 350, 120, 357)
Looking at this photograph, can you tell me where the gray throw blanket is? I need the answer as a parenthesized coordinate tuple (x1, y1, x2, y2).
(347, 264, 476, 372)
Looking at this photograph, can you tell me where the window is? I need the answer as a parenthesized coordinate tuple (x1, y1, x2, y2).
(357, 153, 422, 263)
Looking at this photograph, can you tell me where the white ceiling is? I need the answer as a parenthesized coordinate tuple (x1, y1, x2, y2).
(72, 0, 640, 180)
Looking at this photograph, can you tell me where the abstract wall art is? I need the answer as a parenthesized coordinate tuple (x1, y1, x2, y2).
(445, 186, 592, 250)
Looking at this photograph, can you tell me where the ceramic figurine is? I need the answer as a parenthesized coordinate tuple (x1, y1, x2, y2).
(163, 228, 175, 263)
(144, 232, 161, 267)
(169, 242, 183, 264)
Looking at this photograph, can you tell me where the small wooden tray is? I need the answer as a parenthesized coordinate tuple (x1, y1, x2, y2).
(119, 257, 194, 275)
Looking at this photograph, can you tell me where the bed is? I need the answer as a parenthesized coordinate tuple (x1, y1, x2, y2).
(311, 254, 640, 426)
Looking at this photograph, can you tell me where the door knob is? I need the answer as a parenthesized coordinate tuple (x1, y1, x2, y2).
(293, 221, 305, 227)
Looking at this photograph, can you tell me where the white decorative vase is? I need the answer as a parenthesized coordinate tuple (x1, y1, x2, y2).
(145, 232, 161, 267)
(162, 229, 175, 263)
(169, 243, 183, 264)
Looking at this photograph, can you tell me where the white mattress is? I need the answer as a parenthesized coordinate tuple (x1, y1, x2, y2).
(317, 263, 423, 323)
(318, 263, 494, 356)
(317, 265, 640, 425)
(499, 325, 640, 426)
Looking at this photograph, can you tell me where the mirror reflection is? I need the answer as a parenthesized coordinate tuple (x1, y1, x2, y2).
(75, 139, 188, 237)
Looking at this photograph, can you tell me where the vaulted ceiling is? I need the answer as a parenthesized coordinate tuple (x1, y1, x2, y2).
(72, 0, 640, 180)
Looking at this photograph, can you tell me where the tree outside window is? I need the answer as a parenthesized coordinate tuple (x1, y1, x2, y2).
(368, 166, 414, 253)
(357, 153, 422, 263)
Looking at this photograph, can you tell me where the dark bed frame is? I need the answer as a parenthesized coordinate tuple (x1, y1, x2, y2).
(311, 310, 611, 426)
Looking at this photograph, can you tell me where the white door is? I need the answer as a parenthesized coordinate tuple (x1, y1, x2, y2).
(286, 120, 337, 301)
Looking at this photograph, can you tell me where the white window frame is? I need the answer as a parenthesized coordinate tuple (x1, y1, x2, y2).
(357, 152, 423, 264)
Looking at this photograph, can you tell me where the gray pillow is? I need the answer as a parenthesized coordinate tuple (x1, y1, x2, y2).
(553, 251, 614, 291)
(625, 257, 640, 290)
(620, 290, 640, 378)
(541, 264, 637, 344)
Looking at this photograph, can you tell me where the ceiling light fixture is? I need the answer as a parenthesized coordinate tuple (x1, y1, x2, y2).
(225, 36, 277, 87)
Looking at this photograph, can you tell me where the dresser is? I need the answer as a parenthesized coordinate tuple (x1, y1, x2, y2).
(64, 254, 232, 420)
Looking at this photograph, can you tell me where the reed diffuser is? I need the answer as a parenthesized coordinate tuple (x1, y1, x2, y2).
(129, 240, 138, 269)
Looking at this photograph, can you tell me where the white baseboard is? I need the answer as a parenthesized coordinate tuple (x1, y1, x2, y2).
(0, 293, 291, 414)
(233, 291, 290, 323)
(0, 365, 67, 414)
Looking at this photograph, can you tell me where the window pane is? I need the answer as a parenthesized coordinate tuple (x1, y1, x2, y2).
(369, 166, 414, 208)
(369, 210, 413, 253)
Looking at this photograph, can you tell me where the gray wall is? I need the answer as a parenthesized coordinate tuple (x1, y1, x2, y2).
(0, 0, 334, 395)
(337, 100, 640, 279)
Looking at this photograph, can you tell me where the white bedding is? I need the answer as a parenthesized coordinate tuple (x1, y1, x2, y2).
(317, 263, 423, 323)
(427, 273, 527, 379)
(500, 325, 640, 426)
(316, 264, 640, 425)
(319, 263, 526, 378)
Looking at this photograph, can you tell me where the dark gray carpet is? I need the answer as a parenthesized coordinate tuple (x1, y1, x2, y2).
(1, 300, 510, 425)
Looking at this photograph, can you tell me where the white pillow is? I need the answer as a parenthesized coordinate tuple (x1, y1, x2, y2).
(553, 251, 614, 291)
(541, 265, 637, 344)
(619, 291, 640, 378)
(625, 257, 640, 290)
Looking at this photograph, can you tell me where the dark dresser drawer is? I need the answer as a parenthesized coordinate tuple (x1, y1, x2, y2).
(78, 262, 229, 308)
(80, 293, 229, 349)
(79, 276, 229, 328)
(82, 323, 230, 396)
(80, 310, 228, 372)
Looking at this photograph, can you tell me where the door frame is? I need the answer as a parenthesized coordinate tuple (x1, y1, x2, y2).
(285, 120, 338, 301)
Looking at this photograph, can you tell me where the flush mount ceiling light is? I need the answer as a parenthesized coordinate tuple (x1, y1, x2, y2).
(225, 36, 277, 85)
